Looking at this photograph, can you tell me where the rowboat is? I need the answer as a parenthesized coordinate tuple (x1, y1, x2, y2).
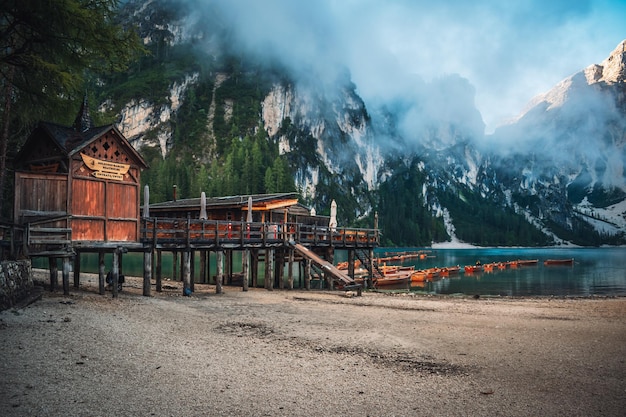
(517, 259, 539, 266)
(440, 266, 460, 276)
(464, 265, 483, 273)
(374, 274, 410, 289)
(410, 270, 428, 282)
(544, 258, 574, 266)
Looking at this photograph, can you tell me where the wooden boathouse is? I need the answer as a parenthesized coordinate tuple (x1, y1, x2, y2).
(4, 101, 380, 297)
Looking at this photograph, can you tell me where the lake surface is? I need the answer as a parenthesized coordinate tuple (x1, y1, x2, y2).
(38, 247, 625, 297)
(379, 247, 626, 297)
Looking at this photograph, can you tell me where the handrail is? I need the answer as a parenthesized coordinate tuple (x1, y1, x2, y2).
(139, 217, 379, 248)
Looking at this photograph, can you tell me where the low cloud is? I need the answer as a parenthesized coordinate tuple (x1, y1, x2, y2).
(189, 0, 624, 137)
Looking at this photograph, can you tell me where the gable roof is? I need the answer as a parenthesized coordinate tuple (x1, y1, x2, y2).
(16, 121, 148, 169)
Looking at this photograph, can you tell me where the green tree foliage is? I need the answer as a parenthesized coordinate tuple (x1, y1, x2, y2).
(439, 187, 553, 247)
(0, 0, 143, 216)
(376, 158, 448, 246)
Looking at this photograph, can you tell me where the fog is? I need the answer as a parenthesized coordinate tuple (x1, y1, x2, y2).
(192, 0, 624, 138)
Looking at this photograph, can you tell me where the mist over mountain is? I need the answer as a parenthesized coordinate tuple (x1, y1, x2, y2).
(100, 0, 625, 246)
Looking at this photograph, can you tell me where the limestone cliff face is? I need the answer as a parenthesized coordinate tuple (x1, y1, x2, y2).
(261, 82, 382, 202)
(114, 73, 198, 158)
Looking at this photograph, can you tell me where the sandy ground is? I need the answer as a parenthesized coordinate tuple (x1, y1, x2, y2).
(1, 272, 625, 417)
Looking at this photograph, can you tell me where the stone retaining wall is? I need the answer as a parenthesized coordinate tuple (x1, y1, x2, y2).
(0, 260, 33, 311)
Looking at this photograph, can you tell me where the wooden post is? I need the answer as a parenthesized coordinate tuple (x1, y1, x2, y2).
(172, 251, 178, 281)
(304, 259, 311, 290)
(216, 250, 224, 294)
(287, 249, 294, 290)
(112, 249, 120, 299)
(277, 249, 284, 289)
(48, 257, 57, 292)
(156, 250, 162, 292)
(143, 248, 152, 296)
(348, 250, 355, 279)
(62, 257, 71, 296)
(200, 250, 207, 284)
(182, 251, 191, 296)
(190, 250, 195, 292)
(251, 249, 258, 288)
(265, 248, 274, 290)
(327, 248, 334, 290)
(225, 249, 232, 285)
(73, 253, 80, 288)
(242, 249, 249, 291)
(368, 248, 375, 290)
(98, 251, 105, 295)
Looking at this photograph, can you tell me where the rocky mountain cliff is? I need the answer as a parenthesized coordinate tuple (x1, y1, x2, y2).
(99, 0, 625, 246)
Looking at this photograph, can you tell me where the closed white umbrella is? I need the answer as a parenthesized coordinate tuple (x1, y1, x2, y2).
(199, 192, 207, 220)
(247, 196, 253, 222)
(329, 199, 337, 231)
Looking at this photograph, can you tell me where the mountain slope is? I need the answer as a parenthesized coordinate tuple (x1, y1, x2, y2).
(95, 0, 624, 246)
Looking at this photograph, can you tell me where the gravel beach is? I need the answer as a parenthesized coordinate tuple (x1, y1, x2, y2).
(1, 272, 625, 416)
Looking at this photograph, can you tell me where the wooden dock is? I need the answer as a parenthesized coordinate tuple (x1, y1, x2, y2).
(2, 217, 379, 298)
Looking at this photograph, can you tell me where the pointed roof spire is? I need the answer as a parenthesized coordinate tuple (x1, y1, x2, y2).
(73, 92, 94, 132)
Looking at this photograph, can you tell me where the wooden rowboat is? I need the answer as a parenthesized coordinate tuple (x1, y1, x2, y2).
(544, 258, 574, 266)
(464, 265, 483, 273)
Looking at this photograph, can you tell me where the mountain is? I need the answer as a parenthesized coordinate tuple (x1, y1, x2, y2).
(488, 40, 626, 245)
(96, 0, 625, 247)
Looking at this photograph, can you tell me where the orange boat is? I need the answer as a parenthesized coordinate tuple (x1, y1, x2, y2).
(464, 265, 483, 273)
(374, 274, 410, 289)
(544, 258, 574, 266)
(439, 266, 460, 276)
(410, 270, 428, 282)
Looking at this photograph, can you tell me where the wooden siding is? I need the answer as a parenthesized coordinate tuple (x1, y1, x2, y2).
(71, 178, 105, 216)
(107, 182, 138, 219)
(107, 220, 138, 241)
(71, 218, 105, 241)
(14, 172, 68, 221)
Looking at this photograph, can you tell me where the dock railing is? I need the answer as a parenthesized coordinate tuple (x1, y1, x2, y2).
(140, 218, 379, 249)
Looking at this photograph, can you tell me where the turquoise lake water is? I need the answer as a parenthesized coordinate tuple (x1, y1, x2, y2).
(38, 247, 625, 297)
(378, 247, 626, 297)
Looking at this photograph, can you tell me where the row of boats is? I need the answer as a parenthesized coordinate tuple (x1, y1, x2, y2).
(338, 257, 575, 289)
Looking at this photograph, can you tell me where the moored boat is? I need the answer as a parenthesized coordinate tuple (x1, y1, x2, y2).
(544, 258, 574, 266)
(374, 274, 410, 289)
(517, 259, 539, 266)
(464, 264, 483, 273)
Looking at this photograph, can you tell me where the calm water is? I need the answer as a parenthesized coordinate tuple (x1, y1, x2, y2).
(379, 247, 626, 297)
(37, 247, 625, 297)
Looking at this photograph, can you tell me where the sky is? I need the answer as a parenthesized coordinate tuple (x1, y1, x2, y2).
(206, 0, 626, 134)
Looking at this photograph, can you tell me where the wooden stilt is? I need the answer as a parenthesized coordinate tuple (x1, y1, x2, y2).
(200, 250, 207, 284)
(73, 253, 80, 288)
(172, 251, 178, 281)
(112, 249, 120, 298)
(216, 250, 224, 294)
(242, 249, 249, 291)
(48, 257, 57, 292)
(287, 249, 294, 290)
(265, 248, 274, 291)
(348, 250, 355, 279)
(190, 250, 195, 292)
(98, 251, 105, 295)
(251, 250, 258, 288)
(156, 250, 162, 292)
(225, 249, 232, 285)
(62, 257, 71, 296)
(182, 251, 191, 296)
(304, 259, 311, 290)
(277, 249, 285, 289)
(143, 248, 152, 296)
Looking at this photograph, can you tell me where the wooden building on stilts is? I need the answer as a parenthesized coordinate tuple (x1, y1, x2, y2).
(7, 99, 380, 298)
